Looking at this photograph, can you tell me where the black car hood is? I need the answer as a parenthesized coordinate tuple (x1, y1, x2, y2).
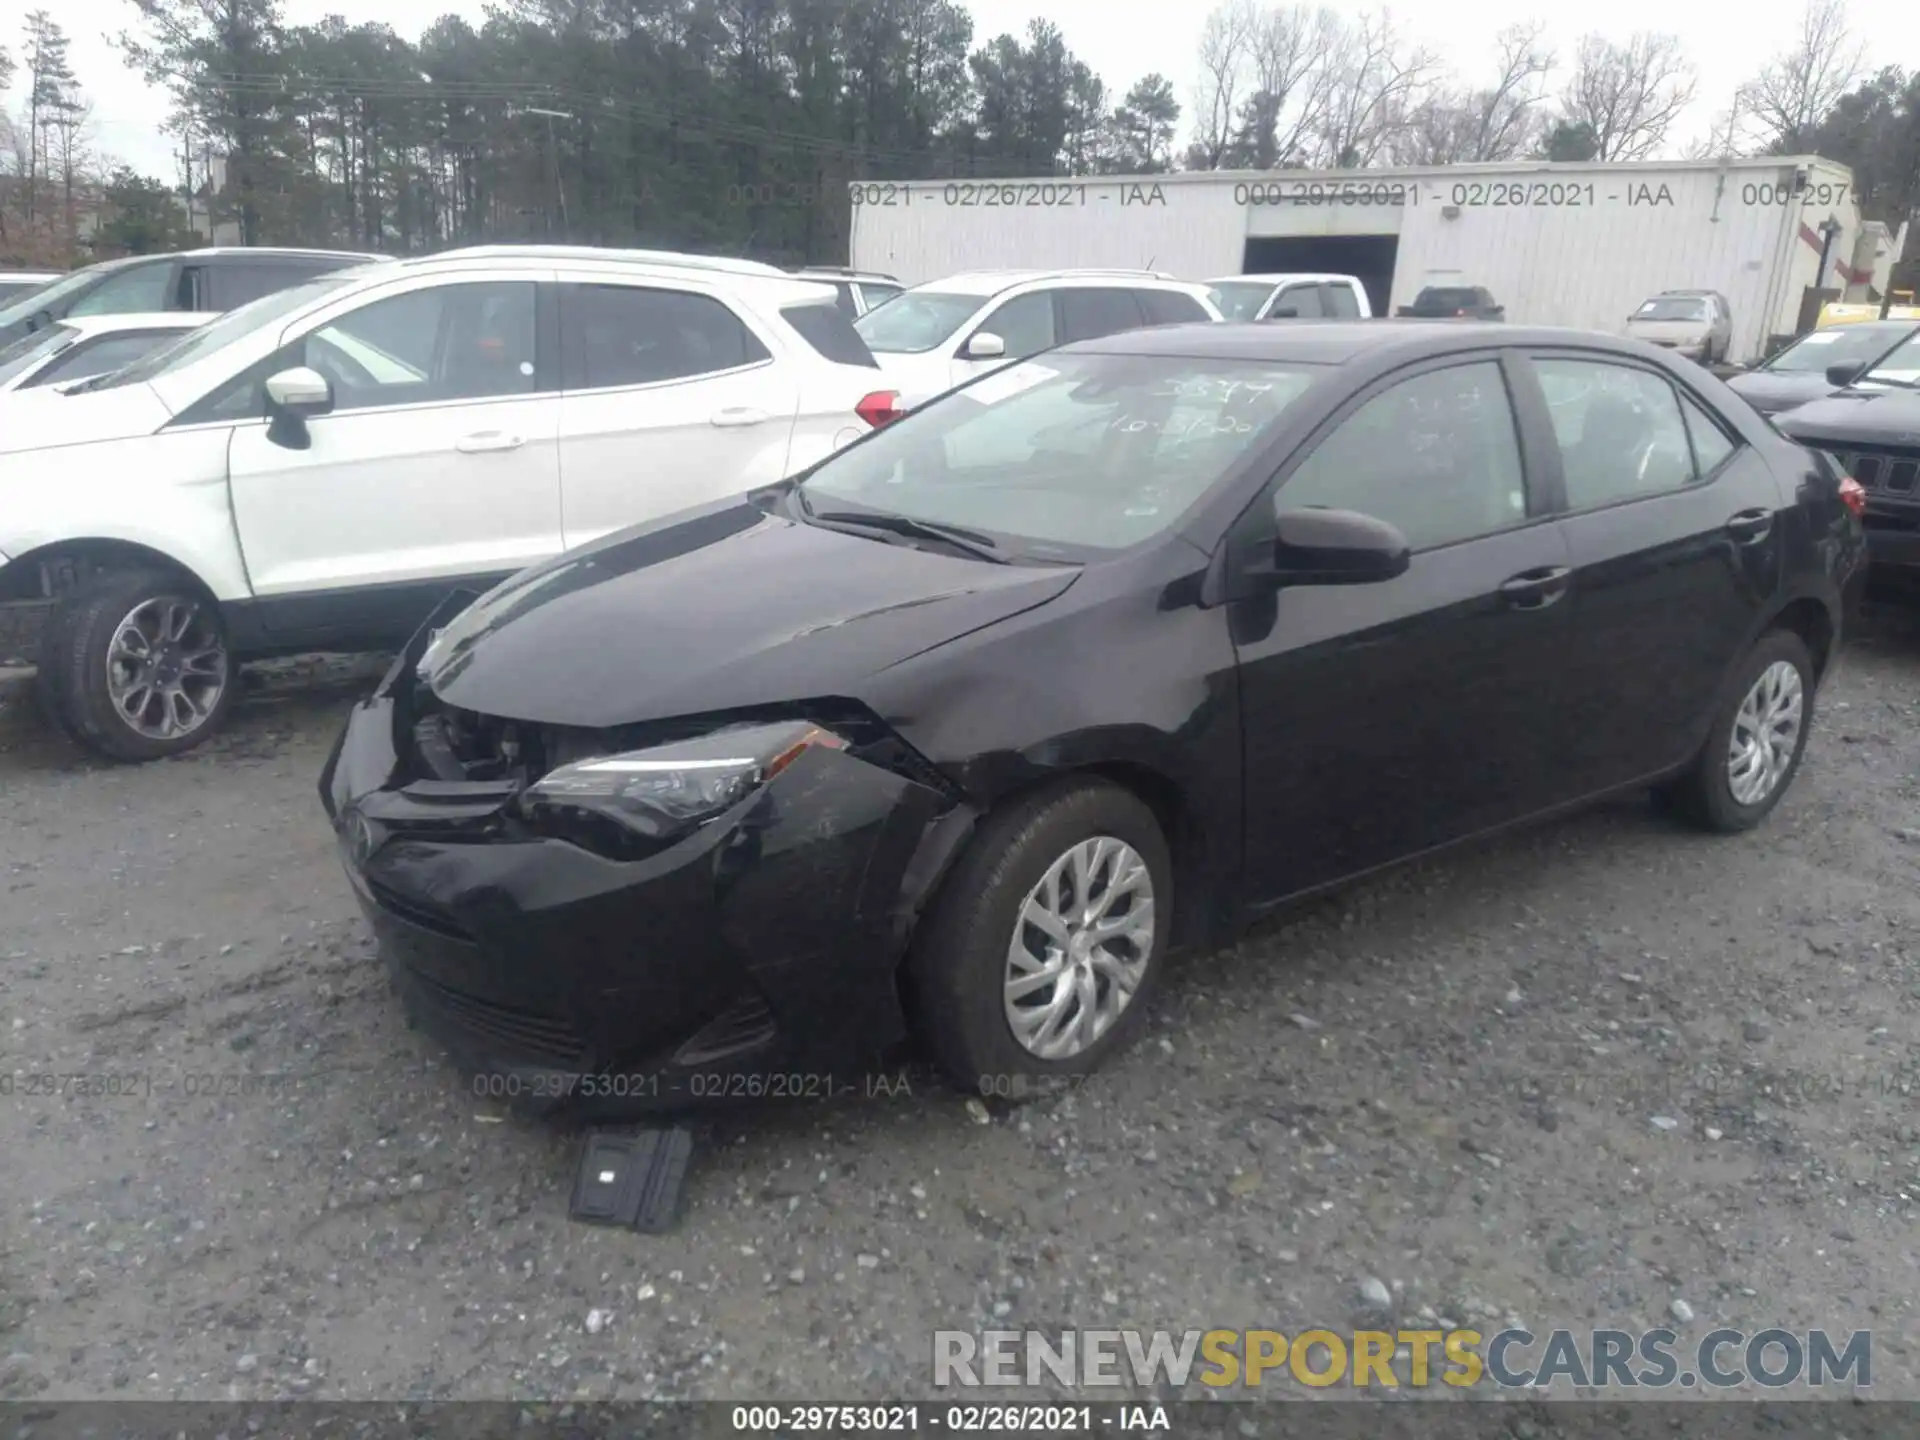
(420, 495, 1079, 729)
(1773, 387, 1920, 444)
(1724, 371, 1838, 414)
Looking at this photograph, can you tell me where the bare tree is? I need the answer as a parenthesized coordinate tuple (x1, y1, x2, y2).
(1555, 32, 1697, 162)
(1188, 0, 1257, 169)
(1387, 22, 1553, 165)
(1226, 4, 1342, 168)
(1738, 0, 1862, 153)
(49, 94, 92, 246)
(1312, 9, 1439, 168)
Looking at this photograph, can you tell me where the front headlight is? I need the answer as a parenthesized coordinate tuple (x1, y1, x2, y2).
(514, 720, 848, 858)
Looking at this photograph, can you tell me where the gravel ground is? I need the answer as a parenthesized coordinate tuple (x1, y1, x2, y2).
(0, 608, 1916, 1406)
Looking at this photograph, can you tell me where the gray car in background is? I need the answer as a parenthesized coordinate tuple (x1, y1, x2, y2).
(1726, 319, 1920, 416)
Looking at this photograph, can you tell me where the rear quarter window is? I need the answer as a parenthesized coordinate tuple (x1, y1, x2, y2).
(780, 302, 878, 368)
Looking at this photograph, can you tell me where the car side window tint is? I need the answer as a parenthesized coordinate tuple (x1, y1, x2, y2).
(1321, 283, 1362, 318)
(830, 283, 859, 320)
(1534, 358, 1697, 507)
(561, 283, 770, 389)
(1139, 289, 1210, 325)
(1276, 360, 1528, 550)
(976, 292, 1055, 358)
(1058, 288, 1145, 342)
(215, 261, 317, 309)
(1272, 284, 1322, 318)
(299, 281, 537, 412)
(66, 262, 174, 317)
(1678, 391, 1737, 475)
(27, 332, 174, 388)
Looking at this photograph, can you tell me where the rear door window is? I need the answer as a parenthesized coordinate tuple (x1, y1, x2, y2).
(561, 283, 771, 389)
(1058, 288, 1147, 343)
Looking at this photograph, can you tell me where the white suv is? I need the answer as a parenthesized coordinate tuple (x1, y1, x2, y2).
(1204, 273, 1372, 322)
(852, 269, 1222, 408)
(0, 245, 899, 760)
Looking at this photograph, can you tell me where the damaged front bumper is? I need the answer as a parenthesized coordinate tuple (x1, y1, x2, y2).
(320, 598, 968, 1118)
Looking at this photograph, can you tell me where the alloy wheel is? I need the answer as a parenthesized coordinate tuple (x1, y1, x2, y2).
(1003, 835, 1155, 1060)
(104, 597, 230, 742)
(1726, 659, 1803, 807)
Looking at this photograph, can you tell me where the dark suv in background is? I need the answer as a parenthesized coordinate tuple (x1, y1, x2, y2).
(1397, 285, 1505, 320)
(0, 247, 384, 347)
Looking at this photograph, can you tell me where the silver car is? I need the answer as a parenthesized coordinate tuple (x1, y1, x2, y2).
(1624, 290, 1732, 364)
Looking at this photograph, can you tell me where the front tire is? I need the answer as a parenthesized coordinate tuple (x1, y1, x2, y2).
(906, 778, 1172, 1097)
(1659, 629, 1814, 833)
(42, 569, 237, 761)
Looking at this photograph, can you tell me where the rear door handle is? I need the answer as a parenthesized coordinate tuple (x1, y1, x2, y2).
(1498, 566, 1571, 610)
(1725, 508, 1774, 544)
(455, 431, 525, 453)
(710, 408, 769, 428)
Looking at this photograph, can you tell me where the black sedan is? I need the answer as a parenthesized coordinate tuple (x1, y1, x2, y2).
(321, 322, 1867, 1116)
(1726, 319, 1920, 417)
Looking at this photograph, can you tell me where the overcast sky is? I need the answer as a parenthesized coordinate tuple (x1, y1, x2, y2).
(41, 0, 1916, 183)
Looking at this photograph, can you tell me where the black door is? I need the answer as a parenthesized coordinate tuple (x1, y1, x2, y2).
(1510, 350, 1786, 794)
(1228, 354, 1575, 904)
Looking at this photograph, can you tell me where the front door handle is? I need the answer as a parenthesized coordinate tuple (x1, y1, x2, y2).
(455, 431, 525, 453)
(710, 408, 768, 428)
(1725, 508, 1774, 544)
(1498, 566, 1572, 610)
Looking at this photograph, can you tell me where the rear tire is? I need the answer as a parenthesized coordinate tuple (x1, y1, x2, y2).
(43, 569, 237, 762)
(906, 779, 1172, 1099)
(1658, 630, 1814, 833)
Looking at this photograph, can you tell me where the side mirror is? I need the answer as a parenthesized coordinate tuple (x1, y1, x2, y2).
(1268, 506, 1410, 586)
(1826, 361, 1866, 388)
(964, 331, 1006, 360)
(1268, 306, 1299, 319)
(264, 365, 333, 449)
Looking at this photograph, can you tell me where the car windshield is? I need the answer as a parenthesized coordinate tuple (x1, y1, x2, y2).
(1764, 323, 1917, 374)
(853, 290, 986, 353)
(85, 276, 351, 391)
(0, 324, 76, 385)
(1634, 297, 1709, 322)
(1861, 331, 1920, 386)
(796, 352, 1321, 556)
(1206, 282, 1278, 321)
(0, 263, 119, 329)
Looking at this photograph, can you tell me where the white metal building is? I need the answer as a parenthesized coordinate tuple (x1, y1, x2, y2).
(849, 156, 1909, 363)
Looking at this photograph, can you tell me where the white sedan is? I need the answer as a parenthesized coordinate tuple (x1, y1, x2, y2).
(0, 313, 212, 396)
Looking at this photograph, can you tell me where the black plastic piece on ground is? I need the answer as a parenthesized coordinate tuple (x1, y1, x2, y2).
(569, 1126, 694, 1232)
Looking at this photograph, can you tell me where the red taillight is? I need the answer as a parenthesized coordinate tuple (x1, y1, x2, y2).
(1838, 476, 1867, 518)
(856, 390, 902, 427)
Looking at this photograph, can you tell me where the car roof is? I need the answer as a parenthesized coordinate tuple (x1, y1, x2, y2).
(916, 268, 1183, 297)
(1207, 273, 1361, 286)
(1061, 319, 1663, 365)
(333, 246, 840, 306)
(53, 312, 214, 337)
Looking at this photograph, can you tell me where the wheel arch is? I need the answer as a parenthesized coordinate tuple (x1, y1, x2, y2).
(901, 757, 1229, 962)
(1762, 593, 1836, 682)
(0, 538, 222, 605)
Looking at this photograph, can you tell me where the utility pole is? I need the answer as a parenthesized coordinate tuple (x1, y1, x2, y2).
(526, 107, 572, 238)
